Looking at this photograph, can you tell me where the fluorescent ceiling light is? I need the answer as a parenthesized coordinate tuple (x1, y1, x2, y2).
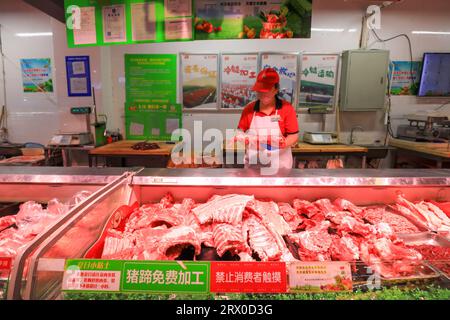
(311, 28, 345, 32)
(348, 28, 358, 33)
(412, 31, 450, 35)
(16, 32, 53, 37)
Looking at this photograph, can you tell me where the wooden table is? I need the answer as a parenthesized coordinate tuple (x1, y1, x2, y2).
(0, 155, 45, 166)
(222, 142, 369, 168)
(292, 143, 369, 168)
(88, 140, 178, 167)
(389, 138, 450, 168)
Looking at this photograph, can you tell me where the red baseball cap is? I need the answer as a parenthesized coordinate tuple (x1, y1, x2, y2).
(251, 68, 280, 92)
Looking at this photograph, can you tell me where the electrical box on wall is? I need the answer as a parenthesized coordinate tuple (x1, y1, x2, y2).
(339, 49, 390, 111)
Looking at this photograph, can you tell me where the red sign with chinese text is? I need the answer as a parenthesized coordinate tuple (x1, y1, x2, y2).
(0, 257, 12, 271)
(210, 262, 287, 293)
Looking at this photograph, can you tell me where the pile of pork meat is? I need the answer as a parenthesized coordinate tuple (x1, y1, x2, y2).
(99, 192, 450, 278)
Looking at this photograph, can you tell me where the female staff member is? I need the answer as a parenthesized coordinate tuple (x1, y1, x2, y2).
(237, 68, 299, 169)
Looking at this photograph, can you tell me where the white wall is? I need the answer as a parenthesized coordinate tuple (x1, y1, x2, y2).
(0, 0, 58, 145)
(52, 18, 103, 134)
(0, 1, 104, 145)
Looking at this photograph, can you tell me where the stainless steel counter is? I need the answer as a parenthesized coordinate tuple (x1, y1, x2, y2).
(133, 168, 450, 186)
(0, 167, 141, 184)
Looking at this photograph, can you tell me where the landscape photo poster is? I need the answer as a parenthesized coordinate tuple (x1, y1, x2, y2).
(181, 53, 219, 110)
(220, 53, 258, 109)
(194, 0, 312, 40)
(20, 58, 53, 93)
(299, 54, 339, 109)
(260, 53, 299, 106)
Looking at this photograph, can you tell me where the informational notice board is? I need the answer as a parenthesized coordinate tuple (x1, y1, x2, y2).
(61, 259, 354, 295)
(124, 54, 179, 140)
(66, 56, 91, 97)
(64, 0, 193, 48)
(125, 102, 182, 140)
(125, 54, 177, 104)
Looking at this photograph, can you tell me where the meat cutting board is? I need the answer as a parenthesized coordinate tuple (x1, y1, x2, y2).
(223, 141, 368, 153)
(89, 140, 178, 156)
(389, 138, 450, 158)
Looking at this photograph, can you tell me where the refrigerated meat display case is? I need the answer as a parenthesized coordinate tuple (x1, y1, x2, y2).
(6, 168, 450, 300)
(0, 167, 139, 300)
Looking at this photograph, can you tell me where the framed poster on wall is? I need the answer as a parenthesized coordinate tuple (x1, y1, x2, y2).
(220, 53, 258, 109)
(389, 61, 422, 96)
(260, 52, 299, 106)
(20, 58, 54, 93)
(180, 53, 219, 110)
(299, 54, 339, 110)
(102, 4, 127, 43)
(65, 56, 91, 97)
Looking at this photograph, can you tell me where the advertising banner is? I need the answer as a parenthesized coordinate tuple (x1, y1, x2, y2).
(299, 54, 338, 109)
(66, 56, 91, 97)
(260, 53, 298, 105)
(20, 58, 53, 93)
(194, 0, 312, 40)
(220, 53, 258, 109)
(181, 53, 219, 109)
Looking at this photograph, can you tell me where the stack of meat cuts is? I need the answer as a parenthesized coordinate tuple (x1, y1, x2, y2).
(101, 193, 295, 262)
(0, 191, 92, 259)
(0, 199, 72, 257)
(99, 192, 450, 278)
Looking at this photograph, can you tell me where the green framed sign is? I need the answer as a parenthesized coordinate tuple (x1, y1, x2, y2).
(64, 0, 194, 48)
(125, 102, 182, 140)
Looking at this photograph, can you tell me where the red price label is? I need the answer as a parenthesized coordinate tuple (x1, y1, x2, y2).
(0, 257, 12, 271)
(210, 262, 287, 293)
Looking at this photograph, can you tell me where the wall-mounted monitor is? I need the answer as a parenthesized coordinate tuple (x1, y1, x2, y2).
(418, 53, 450, 97)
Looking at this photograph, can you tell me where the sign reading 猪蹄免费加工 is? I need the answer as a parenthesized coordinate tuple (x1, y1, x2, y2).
(62, 259, 210, 294)
(66, 56, 91, 97)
